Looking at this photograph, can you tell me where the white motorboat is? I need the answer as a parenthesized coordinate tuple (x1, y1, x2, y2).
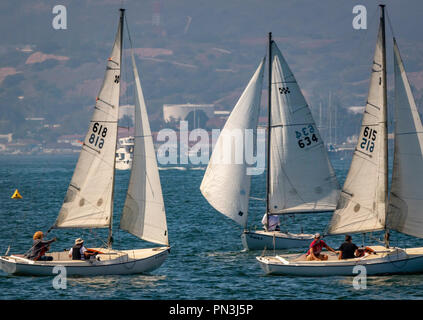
(258, 5, 423, 276)
(115, 136, 134, 170)
(0, 9, 170, 276)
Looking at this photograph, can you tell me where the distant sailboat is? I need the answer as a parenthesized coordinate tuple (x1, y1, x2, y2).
(258, 5, 423, 276)
(0, 9, 170, 276)
(200, 34, 340, 250)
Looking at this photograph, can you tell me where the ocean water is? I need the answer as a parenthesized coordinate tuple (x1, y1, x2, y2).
(1, 153, 423, 300)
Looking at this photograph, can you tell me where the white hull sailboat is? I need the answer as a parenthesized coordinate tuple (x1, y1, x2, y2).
(0, 247, 169, 276)
(258, 246, 423, 276)
(241, 231, 313, 251)
(258, 5, 423, 276)
(0, 9, 170, 276)
(200, 35, 339, 251)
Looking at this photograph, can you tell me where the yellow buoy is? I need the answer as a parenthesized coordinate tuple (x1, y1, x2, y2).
(11, 189, 22, 199)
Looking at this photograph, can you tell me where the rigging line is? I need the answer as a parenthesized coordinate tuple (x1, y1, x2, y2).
(124, 14, 134, 49)
(123, 13, 136, 134)
(349, 5, 379, 63)
(385, 7, 396, 40)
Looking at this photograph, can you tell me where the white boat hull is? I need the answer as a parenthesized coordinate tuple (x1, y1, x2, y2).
(256, 246, 423, 276)
(115, 160, 132, 170)
(241, 230, 314, 250)
(0, 247, 169, 276)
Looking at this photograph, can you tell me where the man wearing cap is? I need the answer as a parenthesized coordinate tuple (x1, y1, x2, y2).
(69, 238, 90, 260)
(306, 233, 337, 261)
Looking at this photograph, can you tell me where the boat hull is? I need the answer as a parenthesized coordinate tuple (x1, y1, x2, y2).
(241, 230, 313, 250)
(256, 246, 423, 276)
(0, 247, 170, 276)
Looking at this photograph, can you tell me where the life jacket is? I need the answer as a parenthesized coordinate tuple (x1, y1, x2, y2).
(72, 244, 83, 260)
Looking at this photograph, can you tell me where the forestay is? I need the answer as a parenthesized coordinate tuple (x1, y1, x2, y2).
(386, 40, 423, 239)
(328, 24, 387, 235)
(120, 53, 169, 246)
(268, 41, 339, 215)
(54, 17, 122, 229)
(200, 59, 265, 228)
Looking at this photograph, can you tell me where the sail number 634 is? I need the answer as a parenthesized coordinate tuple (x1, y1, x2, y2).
(88, 122, 107, 149)
(296, 125, 318, 149)
(360, 126, 377, 152)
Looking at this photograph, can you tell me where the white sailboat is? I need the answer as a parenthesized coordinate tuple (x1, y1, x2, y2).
(257, 5, 423, 276)
(0, 9, 170, 276)
(200, 34, 340, 250)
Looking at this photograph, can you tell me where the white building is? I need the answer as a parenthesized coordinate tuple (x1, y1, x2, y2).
(163, 103, 215, 129)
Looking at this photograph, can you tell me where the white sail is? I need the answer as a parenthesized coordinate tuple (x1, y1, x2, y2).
(268, 41, 339, 214)
(54, 16, 122, 229)
(328, 24, 387, 235)
(120, 53, 168, 246)
(200, 59, 265, 228)
(386, 40, 423, 238)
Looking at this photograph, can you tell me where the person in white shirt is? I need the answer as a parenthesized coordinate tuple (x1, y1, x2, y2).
(261, 214, 281, 231)
(68, 238, 88, 260)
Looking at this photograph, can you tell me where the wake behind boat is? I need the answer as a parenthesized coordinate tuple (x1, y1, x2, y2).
(258, 5, 423, 276)
(0, 9, 170, 276)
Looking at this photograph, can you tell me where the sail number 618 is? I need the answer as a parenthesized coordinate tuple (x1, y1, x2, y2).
(88, 122, 107, 149)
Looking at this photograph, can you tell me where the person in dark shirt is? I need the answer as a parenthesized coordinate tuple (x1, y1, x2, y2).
(338, 235, 359, 260)
(25, 231, 56, 261)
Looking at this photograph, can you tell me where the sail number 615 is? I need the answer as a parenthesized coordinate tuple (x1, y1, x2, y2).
(88, 122, 107, 149)
(360, 126, 377, 152)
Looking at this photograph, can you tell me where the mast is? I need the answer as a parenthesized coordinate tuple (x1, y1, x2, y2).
(380, 4, 389, 248)
(265, 32, 272, 230)
(108, 8, 125, 248)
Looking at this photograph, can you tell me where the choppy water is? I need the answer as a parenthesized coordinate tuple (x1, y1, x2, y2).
(1, 153, 423, 300)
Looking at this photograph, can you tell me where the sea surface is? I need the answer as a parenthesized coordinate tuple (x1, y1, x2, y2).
(1, 153, 423, 300)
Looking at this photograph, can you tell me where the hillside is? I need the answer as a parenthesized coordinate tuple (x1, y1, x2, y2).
(1, 0, 423, 143)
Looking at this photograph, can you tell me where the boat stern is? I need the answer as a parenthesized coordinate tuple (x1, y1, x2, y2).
(256, 256, 273, 275)
(0, 256, 18, 274)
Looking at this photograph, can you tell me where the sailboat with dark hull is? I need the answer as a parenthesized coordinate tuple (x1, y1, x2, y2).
(200, 34, 340, 250)
(257, 5, 423, 276)
(0, 9, 170, 276)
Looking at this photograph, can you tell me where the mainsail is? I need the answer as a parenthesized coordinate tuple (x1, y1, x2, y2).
(328, 23, 387, 235)
(386, 40, 423, 238)
(268, 41, 339, 214)
(200, 59, 265, 228)
(120, 53, 169, 246)
(54, 14, 122, 229)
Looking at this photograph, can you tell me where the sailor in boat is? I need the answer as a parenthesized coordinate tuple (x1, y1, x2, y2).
(24, 231, 57, 261)
(337, 235, 377, 260)
(261, 214, 280, 231)
(337, 235, 359, 260)
(68, 238, 98, 260)
(306, 233, 337, 261)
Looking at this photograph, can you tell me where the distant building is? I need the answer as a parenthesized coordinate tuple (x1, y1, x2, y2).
(119, 104, 134, 122)
(163, 103, 215, 130)
(25, 117, 45, 121)
(0, 133, 13, 143)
